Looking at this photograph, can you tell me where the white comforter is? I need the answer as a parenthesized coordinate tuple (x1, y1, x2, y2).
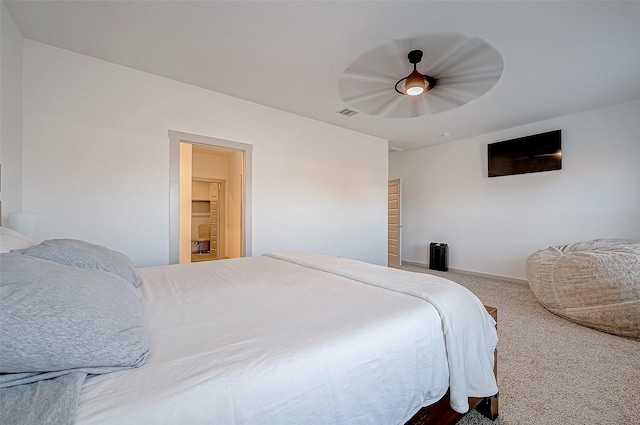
(266, 252, 499, 413)
(74, 253, 497, 425)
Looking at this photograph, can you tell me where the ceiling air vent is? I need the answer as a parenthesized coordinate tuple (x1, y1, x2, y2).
(336, 108, 358, 117)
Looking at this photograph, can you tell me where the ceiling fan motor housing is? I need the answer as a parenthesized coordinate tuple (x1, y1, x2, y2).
(408, 50, 423, 65)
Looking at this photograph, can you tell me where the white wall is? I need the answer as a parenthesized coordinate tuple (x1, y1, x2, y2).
(0, 2, 23, 223)
(193, 151, 230, 181)
(390, 99, 640, 280)
(22, 40, 388, 267)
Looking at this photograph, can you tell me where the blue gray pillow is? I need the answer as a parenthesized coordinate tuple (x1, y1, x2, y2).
(11, 238, 140, 288)
(0, 253, 148, 376)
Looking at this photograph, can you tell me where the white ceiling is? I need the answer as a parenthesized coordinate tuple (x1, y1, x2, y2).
(5, 1, 640, 151)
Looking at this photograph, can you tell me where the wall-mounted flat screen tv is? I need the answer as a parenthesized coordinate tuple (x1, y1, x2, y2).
(488, 130, 561, 177)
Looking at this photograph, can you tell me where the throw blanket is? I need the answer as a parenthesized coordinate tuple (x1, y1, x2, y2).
(0, 373, 87, 425)
(265, 252, 499, 413)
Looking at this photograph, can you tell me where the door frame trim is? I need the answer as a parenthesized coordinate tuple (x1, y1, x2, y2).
(388, 178, 402, 267)
(169, 130, 253, 264)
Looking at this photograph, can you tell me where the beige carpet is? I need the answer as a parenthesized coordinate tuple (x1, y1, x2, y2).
(399, 265, 640, 425)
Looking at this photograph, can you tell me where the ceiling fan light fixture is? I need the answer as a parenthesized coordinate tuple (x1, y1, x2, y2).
(404, 70, 427, 96)
(394, 50, 435, 96)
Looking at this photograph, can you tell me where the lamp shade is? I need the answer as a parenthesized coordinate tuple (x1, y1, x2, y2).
(404, 70, 426, 96)
(8, 212, 39, 241)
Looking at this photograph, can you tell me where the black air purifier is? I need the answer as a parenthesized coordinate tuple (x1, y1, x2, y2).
(429, 243, 448, 271)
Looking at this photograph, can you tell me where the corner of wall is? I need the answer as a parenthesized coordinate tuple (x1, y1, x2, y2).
(0, 1, 24, 224)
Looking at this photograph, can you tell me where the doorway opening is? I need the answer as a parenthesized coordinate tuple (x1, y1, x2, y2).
(169, 130, 253, 264)
(190, 178, 226, 263)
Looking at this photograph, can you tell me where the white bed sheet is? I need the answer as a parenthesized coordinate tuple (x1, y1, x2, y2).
(74, 255, 457, 424)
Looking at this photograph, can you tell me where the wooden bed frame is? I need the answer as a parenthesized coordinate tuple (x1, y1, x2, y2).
(405, 306, 499, 425)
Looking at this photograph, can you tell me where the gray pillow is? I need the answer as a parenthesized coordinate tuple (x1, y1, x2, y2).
(0, 253, 149, 374)
(11, 238, 140, 288)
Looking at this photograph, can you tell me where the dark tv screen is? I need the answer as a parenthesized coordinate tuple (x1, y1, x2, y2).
(488, 130, 561, 177)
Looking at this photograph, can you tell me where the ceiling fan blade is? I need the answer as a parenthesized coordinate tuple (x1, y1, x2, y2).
(368, 94, 406, 117)
(426, 37, 503, 78)
(373, 93, 433, 119)
(436, 75, 503, 99)
(343, 43, 407, 79)
(428, 86, 477, 106)
(341, 87, 395, 105)
(341, 68, 398, 85)
(390, 37, 423, 74)
(438, 64, 504, 85)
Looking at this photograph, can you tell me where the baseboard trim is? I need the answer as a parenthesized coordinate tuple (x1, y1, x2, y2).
(401, 260, 528, 285)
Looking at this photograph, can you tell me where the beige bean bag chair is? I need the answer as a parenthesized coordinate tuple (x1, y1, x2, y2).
(526, 239, 640, 339)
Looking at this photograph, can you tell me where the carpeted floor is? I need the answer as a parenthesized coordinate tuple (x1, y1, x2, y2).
(399, 265, 640, 425)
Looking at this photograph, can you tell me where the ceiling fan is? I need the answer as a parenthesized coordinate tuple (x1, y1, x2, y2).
(338, 32, 504, 119)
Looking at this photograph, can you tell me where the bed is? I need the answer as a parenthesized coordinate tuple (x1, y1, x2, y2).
(0, 227, 498, 425)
